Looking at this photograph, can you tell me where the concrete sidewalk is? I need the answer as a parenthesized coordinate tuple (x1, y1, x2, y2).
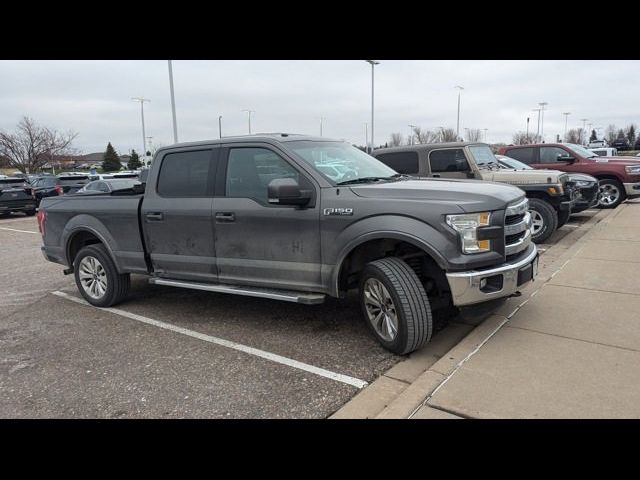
(332, 201, 640, 419)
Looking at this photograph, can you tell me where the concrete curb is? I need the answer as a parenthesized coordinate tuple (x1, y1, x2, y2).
(330, 206, 619, 419)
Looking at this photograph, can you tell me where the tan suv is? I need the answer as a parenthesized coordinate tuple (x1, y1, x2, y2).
(372, 142, 580, 243)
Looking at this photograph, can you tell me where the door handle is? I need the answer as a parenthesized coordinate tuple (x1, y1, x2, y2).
(145, 212, 164, 221)
(215, 212, 235, 223)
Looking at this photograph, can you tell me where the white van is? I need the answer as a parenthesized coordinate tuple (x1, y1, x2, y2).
(589, 147, 617, 157)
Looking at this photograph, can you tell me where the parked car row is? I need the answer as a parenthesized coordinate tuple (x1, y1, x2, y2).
(371, 142, 600, 244)
(498, 143, 640, 209)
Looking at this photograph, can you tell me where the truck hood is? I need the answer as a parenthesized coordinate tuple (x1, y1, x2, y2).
(586, 157, 640, 166)
(479, 167, 565, 184)
(349, 178, 525, 213)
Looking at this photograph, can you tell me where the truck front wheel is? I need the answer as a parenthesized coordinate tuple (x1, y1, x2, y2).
(528, 198, 558, 243)
(598, 178, 625, 208)
(74, 244, 130, 308)
(359, 257, 433, 355)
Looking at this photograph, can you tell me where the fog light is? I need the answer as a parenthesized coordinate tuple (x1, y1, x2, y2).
(480, 278, 487, 288)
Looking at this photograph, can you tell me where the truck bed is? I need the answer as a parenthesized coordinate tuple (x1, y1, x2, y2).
(40, 193, 148, 274)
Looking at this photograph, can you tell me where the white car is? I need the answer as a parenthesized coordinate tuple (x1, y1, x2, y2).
(589, 147, 617, 157)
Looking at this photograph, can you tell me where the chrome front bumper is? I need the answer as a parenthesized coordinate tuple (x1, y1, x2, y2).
(446, 244, 538, 307)
(624, 182, 640, 196)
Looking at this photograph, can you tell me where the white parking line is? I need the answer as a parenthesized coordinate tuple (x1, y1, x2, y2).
(0, 226, 38, 234)
(51, 290, 369, 389)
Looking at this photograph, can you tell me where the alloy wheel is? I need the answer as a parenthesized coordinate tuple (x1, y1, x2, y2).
(78, 256, 108, 300)
(363, 278, 398, 342)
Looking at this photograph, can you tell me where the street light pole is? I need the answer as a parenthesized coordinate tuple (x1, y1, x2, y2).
(483, 128, 488, 143)
(408, 124, 417, 145)
(580, 118, 588, 145)
(319, 116, 325, 137)
(366, 60, 380, 153)
(242, 109, 255, 135)
(538, 102, 548, 142)
(132, 97, 150, 161)
(455, 86, 464, 141)
(219, 116, 223, 139)
(532, 108, 541, 140)
(562, 112, 571, 142)
(167, 60, 179, 144)
(526, 117, 530, 143)
(364, 123, 368, 149)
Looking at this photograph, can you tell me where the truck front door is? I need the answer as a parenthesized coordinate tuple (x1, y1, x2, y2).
(212, 144, 323, 291)
(427, 148, 475, 179)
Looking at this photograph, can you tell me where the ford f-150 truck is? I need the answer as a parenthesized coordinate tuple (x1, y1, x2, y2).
(498, 143, 640, 209)
(39, 134, 537, 354)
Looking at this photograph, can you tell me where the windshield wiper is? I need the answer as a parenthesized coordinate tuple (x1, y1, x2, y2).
(336, 176, 393, 186)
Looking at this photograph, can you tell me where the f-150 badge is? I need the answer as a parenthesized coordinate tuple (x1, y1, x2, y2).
(324, 207, 353, 216)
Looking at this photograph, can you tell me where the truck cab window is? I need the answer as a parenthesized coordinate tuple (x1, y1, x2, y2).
(157, 150, 212, 197)
(506, 147, 535, 164)
(375, 152, 419, 174)
(226, 148, 299, 203)
(429, 149, 470, 173)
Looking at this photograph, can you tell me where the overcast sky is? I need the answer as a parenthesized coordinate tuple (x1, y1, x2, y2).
(1, 60, 638, 155)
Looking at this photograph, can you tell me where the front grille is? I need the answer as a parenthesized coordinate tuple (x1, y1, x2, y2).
(504, 198, 531, 256)
(506, 232, 526, 245)
(505, 212, 525, 225)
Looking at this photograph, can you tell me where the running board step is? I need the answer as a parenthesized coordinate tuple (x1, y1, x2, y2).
(149, 278, 326, 305)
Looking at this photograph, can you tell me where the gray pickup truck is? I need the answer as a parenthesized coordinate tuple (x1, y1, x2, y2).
(39, 134, 538, 354)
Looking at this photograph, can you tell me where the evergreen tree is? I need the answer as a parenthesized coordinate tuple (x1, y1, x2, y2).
(590, 129, 597, 142)
(626, 125, 636, 146)
(127, 149, 142, 170)
(102, 142, 122, 172)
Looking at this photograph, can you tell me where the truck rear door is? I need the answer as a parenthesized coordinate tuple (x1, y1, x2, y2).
(141, 147, 220, 282)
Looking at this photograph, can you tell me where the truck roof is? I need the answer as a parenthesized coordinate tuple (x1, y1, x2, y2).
(373, 142, 487, 155)
(154, 133, 342, 155)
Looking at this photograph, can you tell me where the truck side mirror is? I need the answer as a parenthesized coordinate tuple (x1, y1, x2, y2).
(268, 178, 311, 206)
(558, 154, 575, 163)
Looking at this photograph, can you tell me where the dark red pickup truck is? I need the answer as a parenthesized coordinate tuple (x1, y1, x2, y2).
(498, 143, 640, 208)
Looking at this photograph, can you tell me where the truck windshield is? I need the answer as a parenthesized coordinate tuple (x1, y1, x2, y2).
(286, 141, 398, 185)
(469, 145, 500, 168)
(566, 144, 598, 159)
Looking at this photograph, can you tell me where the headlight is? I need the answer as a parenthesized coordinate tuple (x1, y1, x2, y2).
(446, 212, 491, 254)
(575, 180, 592, 187)
(625, 165, 640, 175)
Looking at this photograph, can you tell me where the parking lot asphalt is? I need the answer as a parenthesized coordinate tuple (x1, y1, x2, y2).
(0, 209, 600, 418)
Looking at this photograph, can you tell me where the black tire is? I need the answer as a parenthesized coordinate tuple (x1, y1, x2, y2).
(528, 198, 558, 244)
(597, 178, 625, 209)
(359, 257, 432, 355)
(557, 209, 570, 228)
(73, 244, 130, 307)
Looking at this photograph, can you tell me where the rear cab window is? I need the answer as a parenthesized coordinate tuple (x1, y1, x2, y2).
(505, 147, 536, 164)
(375, 151, 419, 174)
(157, 149, 215, 197)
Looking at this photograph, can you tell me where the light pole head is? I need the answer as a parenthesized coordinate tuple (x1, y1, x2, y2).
(366, 60, 380, 66)
(454, 85, 464, 90)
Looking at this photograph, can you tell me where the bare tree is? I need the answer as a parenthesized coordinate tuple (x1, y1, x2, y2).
(465, 128, 483, 142)
(411, 127, 440, 144)
(512, 131, 541, 145)
(389, 133, 404, 147)
(439, 128, 458, 142)
(0, 117, 78, 174)
(565, 128, 581, 144)
(605, 124, 617, 145)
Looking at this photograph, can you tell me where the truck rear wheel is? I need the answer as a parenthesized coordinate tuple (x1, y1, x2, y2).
(528, 198, 557, 243)
(74, 244, 130, 308)
(359, 257, 432, 355)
